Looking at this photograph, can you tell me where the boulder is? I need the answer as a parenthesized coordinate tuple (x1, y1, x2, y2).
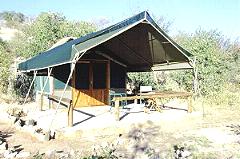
(16, 151, 30, 158)
(4, 150, 17, 159)
(14, 118, 26, 127)
(0, 141, 8, 150)
(56, 151, 70, 158)
(25, 119, 37, 126)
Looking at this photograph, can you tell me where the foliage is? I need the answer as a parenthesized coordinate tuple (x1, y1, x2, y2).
(127, 72, 157, 92)
(172, 29, 239, 96)
(225, 40, 240, 85)
(2, 12, 96, 100)
(83, 143, 119, 159)
(10, 12, 96, 58)
(152, 15, 172, 33)
(13, 74, 34, 102)
(32, 151, 45, 159)
(0, 11, 25, 28)
(0, 39, 13, 92)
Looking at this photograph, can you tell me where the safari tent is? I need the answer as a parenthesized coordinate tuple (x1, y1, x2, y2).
(18, 11, 193, 126)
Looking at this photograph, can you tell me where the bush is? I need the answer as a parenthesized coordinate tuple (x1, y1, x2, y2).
(173, 29, 238, 96)
(0, 40, 12, 93)
(127, 72, 158, 93)
(13, 74, 34, 103)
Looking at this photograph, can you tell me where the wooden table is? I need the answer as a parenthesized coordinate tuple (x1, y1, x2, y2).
(112, 91, 193, 121)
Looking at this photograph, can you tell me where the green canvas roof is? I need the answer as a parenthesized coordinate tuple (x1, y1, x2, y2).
(18, 11, 193, 72)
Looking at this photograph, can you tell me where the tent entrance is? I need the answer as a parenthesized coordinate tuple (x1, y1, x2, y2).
(72, 60, 110, 107)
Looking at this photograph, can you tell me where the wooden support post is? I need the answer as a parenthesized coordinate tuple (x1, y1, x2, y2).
(39, 68, 53, 111)
(115, 100, 120, 121)
(49, 76, 54, 109)
(40, 94, 43, 111)
(68, 101, 73, 127)
(134, 99, 138, 104)
(106, 60, 110, 105)
(188, 96, 193, 113)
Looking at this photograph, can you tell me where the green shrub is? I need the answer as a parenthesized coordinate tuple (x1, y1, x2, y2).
(0, 40, 13, 93)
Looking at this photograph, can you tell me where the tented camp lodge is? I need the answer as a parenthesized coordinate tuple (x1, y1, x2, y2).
(18, 11, 193, 127)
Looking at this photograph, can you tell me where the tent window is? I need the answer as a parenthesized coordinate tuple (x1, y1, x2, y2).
(110, 62, 126, 88)
(93, 62, 107, 89)
(75, 63, 89, 89)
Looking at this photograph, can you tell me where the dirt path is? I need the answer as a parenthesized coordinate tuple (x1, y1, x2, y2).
(1, 102, 240, 158)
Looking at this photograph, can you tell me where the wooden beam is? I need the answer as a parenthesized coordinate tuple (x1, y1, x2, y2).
(49, 76, 54, 109)
(39, 67, 53, 111)
(48, 94, 72, 104)
(134, 99, 138, 104)
(95, 51, 127, 68)
(40, 94, 43, 111)
(106, 60, 110, 105)
(68, 101, 73, 127)
(72, 64, 76, 107)
(112, 91, 192, 101)
(115, 99, 120, 121)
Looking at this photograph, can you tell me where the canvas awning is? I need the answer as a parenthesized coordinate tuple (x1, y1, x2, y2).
(18, 11, 193, 72)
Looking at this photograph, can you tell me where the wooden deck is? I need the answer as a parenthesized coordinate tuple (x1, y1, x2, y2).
(112, 91, 193, 121)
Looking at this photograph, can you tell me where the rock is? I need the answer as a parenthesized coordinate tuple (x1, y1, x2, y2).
(50, 130, 56, 139)
(3, 150, 10, 157)
(45, 150, 56, 158)
(7, 107, 26, 118)
(16, 151, 30, 158)
(0, 149, 8, 155)
(11, 116, 20, 124)
(25, 119, 37, 126)
(70, 149, 75, 156)
(181, 150, 191, 158)
(22, 125, 35, 134)
(34, 130, 51, 141)
(14, 119, 25, 127)
(0, 141, 8, 150)
(4, 150, 17, 159)
(44, 131, 51, 141)
(34, 133, 45, 141)
(56, 151, 69, 159)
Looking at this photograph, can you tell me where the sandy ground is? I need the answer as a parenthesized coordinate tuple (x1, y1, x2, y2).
(1, 100, 240, 158)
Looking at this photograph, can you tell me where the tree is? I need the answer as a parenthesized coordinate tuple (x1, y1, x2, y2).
(172, 29, 236, 96)
(0, 11, 25, 28)
(226, 40, 240, 85)
(11, 12, 96, 58)
(153, 15, 172, 33)
(0, 38, 13, 92)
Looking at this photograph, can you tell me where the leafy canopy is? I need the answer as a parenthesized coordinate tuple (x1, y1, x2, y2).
(0, 11, 25, 28)
(11, 12, 96, 58)
(172, 29, 238, 95)
(0, 39, 13, 92)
